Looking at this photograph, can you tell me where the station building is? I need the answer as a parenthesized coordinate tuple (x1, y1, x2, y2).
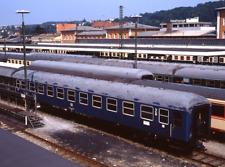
(216, 7, 225, 39)
(105, 23, 160, 39)
(56, 23, 76, 34)
(133, 17, 216, 39)
(61, 26, 101, 43)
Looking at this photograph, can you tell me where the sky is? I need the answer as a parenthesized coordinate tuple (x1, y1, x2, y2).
(0, 0, 218, 26)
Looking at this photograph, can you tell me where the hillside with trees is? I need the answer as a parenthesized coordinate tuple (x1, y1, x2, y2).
(121, 1, 225, 27)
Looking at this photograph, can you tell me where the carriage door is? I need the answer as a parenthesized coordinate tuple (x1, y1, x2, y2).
(170, 111, 183, 139)
(192, 105, 210, 139)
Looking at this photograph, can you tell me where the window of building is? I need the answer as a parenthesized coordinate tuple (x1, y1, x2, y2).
(219, 58, 224, 63)
(186, 56, 190, 61)
(212, 104, 224, 117)
(107, 98, 117, 112)
(67, 90, 75, 102)
(173, 112, 182, 127)
(223, 17, 225, 26)
(174, 56, 178, 60)
(79, 92, 88, 105)
(29, 82, 35, 92)
(123, 34, 126, 39)
(38, 84, 44, 94)
(92, 95, 102, 109)
(123, 101, 134, 116)
(140, 105, 153, 121)
(109, 34, 112, 39)
(114, 34, 116, 39)
(159, 109, 169, 125)
(57, 88, 64, 99)
(47, 85, 54, 97)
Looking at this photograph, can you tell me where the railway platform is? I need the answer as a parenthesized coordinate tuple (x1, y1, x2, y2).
(0, 128, 80, 167)
(0, 101, 44, 128)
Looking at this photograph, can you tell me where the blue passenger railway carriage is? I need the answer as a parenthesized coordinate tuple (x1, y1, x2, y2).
(12, 69, 211, 146)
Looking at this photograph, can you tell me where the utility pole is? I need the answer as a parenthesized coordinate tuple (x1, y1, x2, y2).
(119, 5, 123, 49)
(16, 10, 30, 112)
(131, 15, 142, 68)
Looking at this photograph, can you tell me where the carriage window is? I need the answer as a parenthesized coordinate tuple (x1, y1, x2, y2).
(156, 75, 163, 81)
(212, 104, 224, 117)
(123, 101, 134, 116)
(164, 76, 170, 82)
(79, 92, 88, 105)
(206, 80, 215, 88)
(173, 112, 182, 127)
(57, 88, 64, 99)
(220, 82, 225, 89)
(175, 77, 183, 83)
(219, 58, 224, 63)
(107, 98, 117, 112)
(67, 90, 75, 102)
(38, 84, 44, 94)
(16, 80, 20, 88)
(159, 109, 169, 125)
(192, 79, 201, 86)
(47, 85, 54, 97)
(21, 81, 26, 89)
(29, 82, 35, 92)
(92, 95, 102, 109)
(180, 56, 184, 60)
(186, 56, 190, 61)
(140, 105, 153, 121)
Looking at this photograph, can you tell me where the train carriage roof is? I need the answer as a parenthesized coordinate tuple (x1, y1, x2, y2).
(174, 68, 225, 81)
(131, 80, 225, 101)
(4, 52, 92, 61)
(0, 66, 19, 77)
(28, 60, 154, 82)
(13, 70, 210, 112)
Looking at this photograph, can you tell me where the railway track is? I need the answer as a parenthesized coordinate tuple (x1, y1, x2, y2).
(17, 130, 108, 167)
(188, 151, 225, 167)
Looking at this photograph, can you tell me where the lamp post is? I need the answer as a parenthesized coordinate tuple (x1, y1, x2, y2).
(131, 15, 142, 68)
(16, 10, 30, 112)
(3, 29, 6, 60)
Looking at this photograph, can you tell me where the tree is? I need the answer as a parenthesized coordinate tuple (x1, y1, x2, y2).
(32, 25, 47, 35)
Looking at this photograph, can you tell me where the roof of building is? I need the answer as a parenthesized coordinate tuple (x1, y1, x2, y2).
(61, 26, 100, 32)
(215, 7, 225, 11)
(105, 23, 160, 30)
(78, 30, 106, 36)
(92, 21, 132, 29)
(134, 29, 216, 38)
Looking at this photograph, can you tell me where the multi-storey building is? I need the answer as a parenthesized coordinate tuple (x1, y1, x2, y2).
(216, 7, 225, 39)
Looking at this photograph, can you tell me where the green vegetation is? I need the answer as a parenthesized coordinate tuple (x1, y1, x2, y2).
(121, 1, 225, 27)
